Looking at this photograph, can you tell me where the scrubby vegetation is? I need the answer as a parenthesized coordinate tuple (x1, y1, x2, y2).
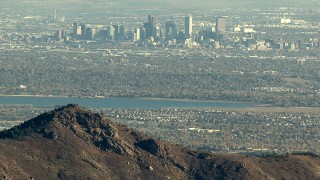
(1, 49, 320, 107)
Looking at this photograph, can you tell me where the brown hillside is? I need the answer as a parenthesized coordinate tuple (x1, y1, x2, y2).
(0, 104, 319, 180)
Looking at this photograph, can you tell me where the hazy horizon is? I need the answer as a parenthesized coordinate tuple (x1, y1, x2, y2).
(2, 0, 319, 18)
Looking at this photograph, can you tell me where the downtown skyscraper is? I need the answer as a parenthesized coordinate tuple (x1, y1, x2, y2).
(184, 15, 193, 38)
(216, 16, 227, 40)
(165, 21, 177, 40)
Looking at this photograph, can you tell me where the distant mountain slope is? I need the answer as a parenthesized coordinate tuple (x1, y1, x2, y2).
(0, 104, 319, 179)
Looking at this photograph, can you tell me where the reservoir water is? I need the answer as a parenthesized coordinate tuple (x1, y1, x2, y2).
(0, 96, 258, 109)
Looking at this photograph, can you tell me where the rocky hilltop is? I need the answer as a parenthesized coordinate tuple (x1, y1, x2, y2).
(0, 104, 319, 180)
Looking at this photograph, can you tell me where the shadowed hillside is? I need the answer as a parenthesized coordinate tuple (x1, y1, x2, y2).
(0, 104, 319, 179)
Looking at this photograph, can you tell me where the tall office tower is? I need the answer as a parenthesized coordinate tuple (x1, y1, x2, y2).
(158, 28, 162, 39)
(165, 21, 177, 40)
(61, 30, 66, 38)
(140, 28, 147, 40)
(144, 15, 156, 39)
(54, 30, 62, 40)
(55, 30, 67, 41)
(119, 25, 126, 40)
(177, 30, 186, 43)
(128, 30, 134, 41)
(80, 24, 86, 39)
(76, 26, 82, 36)
(216, 16, 227, 35)
(134, 28, 141, 42)
(204, 27, 215, 40)
(53, 10, 57, 22)
(73, 22, 79, 35)
(144, 22, 153, 38)
(91, 28, 96, 39)
(107, 26, 115, 41)
(148, 15, 155, 26)
(86, 27, 94, 40)
(185, 15, 193, 38)
(152, 26, 159, 39)
(63, 30, 69, 41)
(112, 25, 119, 41)
(100, 29, 108, 40)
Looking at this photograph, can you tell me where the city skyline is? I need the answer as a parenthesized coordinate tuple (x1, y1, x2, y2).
(1, 0, 319, 51)
(45, 11, 319, 52)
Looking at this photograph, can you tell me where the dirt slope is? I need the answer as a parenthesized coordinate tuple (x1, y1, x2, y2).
(0, 104, 319, 180)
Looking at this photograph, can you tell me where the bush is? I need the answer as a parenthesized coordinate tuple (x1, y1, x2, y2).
(291, 151, 319, 157)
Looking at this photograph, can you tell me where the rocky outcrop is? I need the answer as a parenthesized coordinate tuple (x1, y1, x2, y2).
(0, 105, 319, 180)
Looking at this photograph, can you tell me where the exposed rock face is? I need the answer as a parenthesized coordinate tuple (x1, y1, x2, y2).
(136, 139, 160, 155)
(0, 104, 319, 180)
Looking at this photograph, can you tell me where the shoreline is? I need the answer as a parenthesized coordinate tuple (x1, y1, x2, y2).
(0, 94, 63, 98)
(129, 97, 262, 105)
(1, 95, 320, 113)
(0, 94, 259, 104)
(201, 107, 320, 113)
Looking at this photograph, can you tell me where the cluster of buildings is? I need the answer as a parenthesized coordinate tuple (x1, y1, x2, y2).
(105, 108, 320, 153)
(51, 14, 320, 51)
(2, 11, 319, 51)
(54, 15, 228, 48)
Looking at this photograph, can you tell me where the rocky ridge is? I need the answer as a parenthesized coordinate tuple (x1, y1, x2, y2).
(0, 104, 319, 180)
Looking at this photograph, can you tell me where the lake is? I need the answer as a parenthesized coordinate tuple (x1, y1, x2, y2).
(0, 96, 259, 109)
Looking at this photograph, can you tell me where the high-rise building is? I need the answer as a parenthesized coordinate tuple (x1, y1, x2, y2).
(53, 10, 57, 22)
(80, 24, 86, 39)
(165, 21, 177, 40)
(202, 27, 215, 40)
(107, 26, 115, 41)
(73, 22, 79, 35)
(185, 15, 193, 38)
(100, 29, 108, 40)
(54, 30, 62, 40)
(216, 17, 227, 35)
(112, 25, 119, 41)
(140, 28, 147, 40)
(148, 15, 155, 26)
(118, 25, 126, 41)
(61, 30, 66, 38)
(54, 30, 67, 41)
(86, 27, 95, 40)
(144, 22, 153, 39)
(177, 30, 186, 43)
(144, 15, 156, 39)
(73, 22, 83, 40)
(152, 26, 160, 39)
(134, 28, 140, 42)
